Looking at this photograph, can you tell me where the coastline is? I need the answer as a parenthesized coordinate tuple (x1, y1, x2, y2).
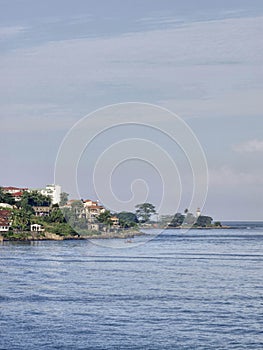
(0, 228, 145, 242)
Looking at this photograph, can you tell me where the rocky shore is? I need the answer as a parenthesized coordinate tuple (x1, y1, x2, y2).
(0, 228, 145, 242)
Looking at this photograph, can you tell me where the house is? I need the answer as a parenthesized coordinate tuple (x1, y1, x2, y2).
(63, 200, 86, 218)
(30, 224, 44, 232)
(110, 216, 119, 227)
(32, 206, 51, 216)
(85, 205, 105, 222)
(83, 199, 99, 207)
(2, 186, 28, 194)
(0, 203, 14, 209)
(11, 191, 24, 201)
(0, 210, 11, 232)
(2, 187, 28, 201)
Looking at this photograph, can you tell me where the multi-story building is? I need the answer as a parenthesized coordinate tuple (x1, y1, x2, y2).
(83, 199, 105, 222)
(40, 184, 61, 205)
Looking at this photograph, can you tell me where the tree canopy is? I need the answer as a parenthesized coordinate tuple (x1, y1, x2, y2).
(135, 203, 156, 223)
(117, 211, 138, 228)
(0, 187, 15, 205)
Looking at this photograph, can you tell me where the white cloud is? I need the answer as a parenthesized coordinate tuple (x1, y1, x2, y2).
(233, 139, 263, 153)
(209, 166, 263, 187)
(0, 15, 262, 128)
(0, 26, 26, 39)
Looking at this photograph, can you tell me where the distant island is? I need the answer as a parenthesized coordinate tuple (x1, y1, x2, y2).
(0, 185, 225, 242)
(163, 208, 226, 229)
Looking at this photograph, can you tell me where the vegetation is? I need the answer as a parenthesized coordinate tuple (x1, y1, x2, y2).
(60, 192, 69, 206)
(135, 203, 156, 223)
(169, 213, 185, 227)
(0, 187, 15, 205)
(195, 215, 213, 227)
(169, 210, 218, 228)
(116, 211, 138, 228)
(19, 191, 51, 207)
(97, 210, 113, 231)
(0, 187, 223, 240)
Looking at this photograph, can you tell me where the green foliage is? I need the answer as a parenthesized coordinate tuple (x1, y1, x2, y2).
(169, 213, 185, 227)
(135, 203, 156, 223)
(170, 212, 214, 227)
(214, 221, 222, 227)
(0, 187, 15, 205)
(195, 215, 213, 227)
(44, 207, 66, 223)
(11, 208, 32, 231)
(117, 211, 138, 228)
(97, 210, 112, 226)
(45, 222, 76, 236)
(19, 191, 51, 207)
(60, 192, 69, 206)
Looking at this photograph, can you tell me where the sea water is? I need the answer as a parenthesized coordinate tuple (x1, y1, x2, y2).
(0, 224, 262, 349)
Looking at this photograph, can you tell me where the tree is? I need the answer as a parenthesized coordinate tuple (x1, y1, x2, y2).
(97, 210, 113, 231)
(0, 187, 15, 205)
(184, 212, 196, 225)
(11, 208, 32, 231)
(214, 221, 222, 227)
(169, 213, 184, 227)
(135, 203, 156, 223)
(117, 211, 138, 228)
(48, 207, 66, 223)
(19, 191, 51, 207)
(60, 192, 69, 206)
(196, 215, 213, 227)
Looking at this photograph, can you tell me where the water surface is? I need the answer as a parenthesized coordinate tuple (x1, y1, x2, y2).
(0, 225, 262, 349)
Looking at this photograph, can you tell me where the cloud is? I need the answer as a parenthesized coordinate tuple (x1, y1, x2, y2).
(161, 89, 263, 119)
(233, 139, 263, 153)
(0, 15, 262, 129)
(0, 26, 26, 39)
(209, 166, 263, 187)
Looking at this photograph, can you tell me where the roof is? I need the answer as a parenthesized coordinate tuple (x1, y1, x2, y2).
(0, 210, 11, 218)
(12, 191, 23, 196)
(2, 186, 28, 191)
(87, 205, 103, 209)
(0, 210, 11, 225)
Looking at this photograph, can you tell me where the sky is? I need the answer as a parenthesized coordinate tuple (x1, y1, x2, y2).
(0, 0, 263, 220)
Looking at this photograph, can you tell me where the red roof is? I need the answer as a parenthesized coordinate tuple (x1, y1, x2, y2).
(88, 205, 104, 210)
(3, 187, 28, 191)
(12, 191, 23, 196)
(0, 210, 11, 217)
(0, 218, 9, 226)
(0, 210, 11, 225)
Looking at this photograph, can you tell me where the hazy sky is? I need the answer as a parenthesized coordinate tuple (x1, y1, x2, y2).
(1, 0, 263, 220)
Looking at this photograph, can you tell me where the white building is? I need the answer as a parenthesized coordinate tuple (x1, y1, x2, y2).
(30, 224, 44, 232)
(40, 184, 61, 205)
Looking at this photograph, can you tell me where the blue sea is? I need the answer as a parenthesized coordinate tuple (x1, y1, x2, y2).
(0, 223, 262, 349)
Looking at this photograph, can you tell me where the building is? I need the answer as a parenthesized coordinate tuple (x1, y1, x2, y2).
(30, 224, 44, 232)
(83, 200, 105, 222)
(33, 206, 51, 217)
(0, 210, 11, 232)
(110, 216, 119, 227)
(0, 203, 14, 209)
(2, 187, 28, 201)
(196, 208, 201, 218)
(2, 186, 28, 194)
(40, 184, 61, 205)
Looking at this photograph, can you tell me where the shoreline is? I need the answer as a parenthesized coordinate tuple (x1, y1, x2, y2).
(0, 229, 145, 242)
(0, 225, 239, 242)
